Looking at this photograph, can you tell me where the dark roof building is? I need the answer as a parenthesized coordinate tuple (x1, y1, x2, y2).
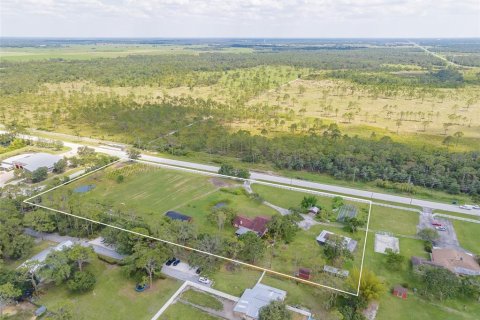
(165, 211, 192, 222)
(233, 215, 270, 237)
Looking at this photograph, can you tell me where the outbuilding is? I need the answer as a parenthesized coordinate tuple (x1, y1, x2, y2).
(392, 285, 408, 299)
(1, 153, 61, 173)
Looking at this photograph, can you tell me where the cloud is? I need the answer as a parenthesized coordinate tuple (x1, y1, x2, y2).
(3, 0, 478, 20)
(1, 0, 479, 37)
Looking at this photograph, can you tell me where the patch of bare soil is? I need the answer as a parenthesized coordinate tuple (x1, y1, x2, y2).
(209, 177, 234, 188)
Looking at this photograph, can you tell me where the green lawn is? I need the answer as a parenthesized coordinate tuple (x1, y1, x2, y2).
(181, 289, 223, 311)
(450, 219, 480, 255)
(252, 183, 334, 210)
(369, 206, 419, 236)
(210, 265, 262, 296)
(159, 302, 220, 320)
(362, 232, 480, 320)
(37, 258, 182, 320)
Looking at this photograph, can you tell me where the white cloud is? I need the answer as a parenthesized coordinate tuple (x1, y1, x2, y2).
(1, 0, 479, 37)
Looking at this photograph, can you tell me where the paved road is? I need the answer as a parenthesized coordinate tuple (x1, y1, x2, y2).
(6, 131, 479, 216)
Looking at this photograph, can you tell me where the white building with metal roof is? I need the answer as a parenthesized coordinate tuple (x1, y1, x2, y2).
(233, 283, 287, 320)
(1, 153, 61, 172)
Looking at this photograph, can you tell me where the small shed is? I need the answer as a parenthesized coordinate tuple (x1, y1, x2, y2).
(393, 285, 408, 299)
(308, 206, 320, 214)
(296, 268, 311, 280)
(35, 306, 47, 317)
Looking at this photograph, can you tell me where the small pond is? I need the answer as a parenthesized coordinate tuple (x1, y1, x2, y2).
(214, 202, 227, 209)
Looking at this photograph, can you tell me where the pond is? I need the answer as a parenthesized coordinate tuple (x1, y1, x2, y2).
(73, 185, 95, 193)
(214, 202, 227, 208)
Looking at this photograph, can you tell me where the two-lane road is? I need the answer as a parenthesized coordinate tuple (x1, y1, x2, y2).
(5, 131, 478, 215)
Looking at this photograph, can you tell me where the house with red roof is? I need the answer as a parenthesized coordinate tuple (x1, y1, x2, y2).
(233, 215, 270, 237)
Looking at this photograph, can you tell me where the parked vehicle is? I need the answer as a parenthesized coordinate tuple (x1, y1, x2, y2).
(473, 205, 480, 210)
(198, 277, 211, 284)
(166, 258, 176, 266)
(435, 226, 446, 231)
(460, 205, 473, 210)
(172, 259, 181, 266)
(431, 222, 442, 227)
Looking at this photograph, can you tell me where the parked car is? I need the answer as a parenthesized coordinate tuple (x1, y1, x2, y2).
(459, 205, 473, 210)
(473, 205, 480, 210)
(172, 259, 181, 266)
(435, 226, 447, 231)
(165, 258, 176, 266)
(198, 277, 211, 285)
(431, 222, 442, 227)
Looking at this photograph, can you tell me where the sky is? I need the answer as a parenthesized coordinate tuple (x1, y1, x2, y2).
(1, 0, 479, 38)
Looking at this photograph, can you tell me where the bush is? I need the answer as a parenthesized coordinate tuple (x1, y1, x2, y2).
(67, 271, 96, 292)
(424, 241, 433, 253)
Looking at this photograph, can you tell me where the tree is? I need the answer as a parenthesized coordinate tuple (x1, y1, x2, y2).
(347, 268, 385, 303)
(0, 283, 21, 316)
(24, 210, 57, 233)
(18, 260, 41, 297)
(300, 196, 317, 209)
(238, 232, 266, 263)
(267, 215, 298, 244)
(31, 167, 48, 182)
(453, 131, 464, 146)
(53, 158, 67, 173)
(67, 245, 95, 272)
(323, 234, 352, 264)
(343, 217, 364, 233)
(67, 270, 96, 292)
(417, 228, 439, 243)
(421, 267, 460, 301)
(259, 300, 291, 320)
(332, 196, 344, 210)
(385, 249, 404, 271)
(218, 164, 235, 176)
(127, 148, 141, 160)
(442, 135, 453, 149)
(395, 119, 402, 134)
(128, 243, 170, 288)
(207, 207, 236, 231)
(41, 250, 72, 285)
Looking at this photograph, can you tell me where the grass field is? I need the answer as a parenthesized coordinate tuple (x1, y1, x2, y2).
(210, 265, 262, 296)
(41, 162, 364, 290)
(159, 302, 221, 320)
(450, 219, 480, 255)
(0, 44, 252, 61)
(369, 206, 419, 237)
(181, 289, 223, 311)
(37, 258, 182, 320)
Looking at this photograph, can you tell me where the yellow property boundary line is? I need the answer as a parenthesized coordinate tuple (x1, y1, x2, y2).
(24, 159, 372, 297)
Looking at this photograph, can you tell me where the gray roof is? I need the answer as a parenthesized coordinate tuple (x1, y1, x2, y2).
(316, 230, 357, 253)
(19, 240, 74, 273)
(3, 153, 61, 172)
(233, 283, 286, 319)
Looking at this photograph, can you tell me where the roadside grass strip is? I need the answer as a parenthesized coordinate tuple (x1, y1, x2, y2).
(24, 159, 372, 296)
